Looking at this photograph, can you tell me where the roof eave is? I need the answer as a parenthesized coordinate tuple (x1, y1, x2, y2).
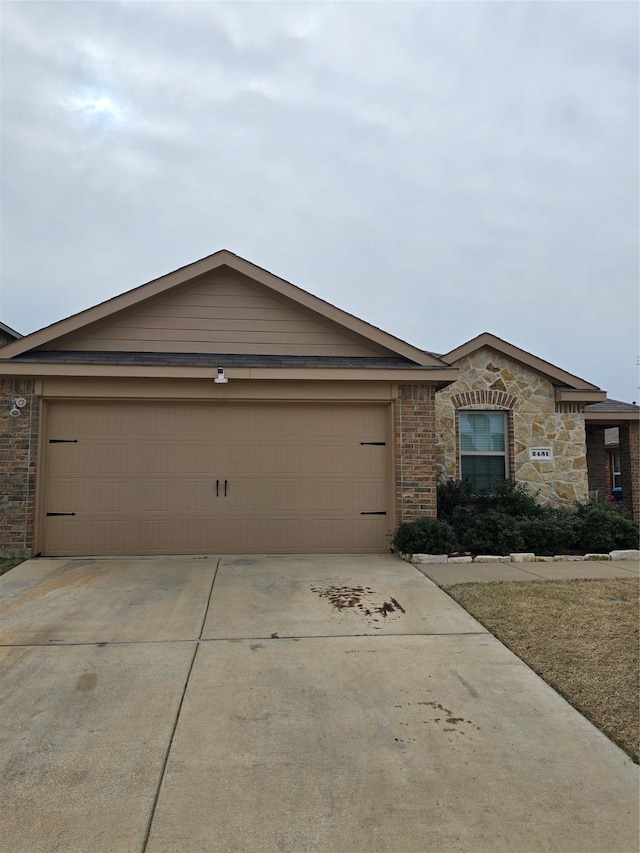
(555, 389, 607, 404)
(585, 411, 640, 424)
(0, 360, 459, 384)
(442, 332, 602, 392)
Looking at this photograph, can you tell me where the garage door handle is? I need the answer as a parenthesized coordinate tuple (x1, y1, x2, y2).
(224, 479, 228, 497)
(46, 512, 76, 516)
(360, 511, 387, 515)
(216, 479, 219, 497)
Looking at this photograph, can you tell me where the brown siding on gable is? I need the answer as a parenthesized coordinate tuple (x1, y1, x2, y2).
(0, 379, 39, 557)
(52, 270, 392, 357)
(394, 384, 437, 522)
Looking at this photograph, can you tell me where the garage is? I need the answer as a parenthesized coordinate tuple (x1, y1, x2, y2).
(42, 400, 391, 555)
(1, 251, 456, 558)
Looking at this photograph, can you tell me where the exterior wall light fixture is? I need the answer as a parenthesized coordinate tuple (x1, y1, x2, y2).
(10, 396, 26, 417)
(214, 368, 228, 384)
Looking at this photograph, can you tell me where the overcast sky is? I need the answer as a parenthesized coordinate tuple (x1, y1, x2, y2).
(1, 1, 638, 400)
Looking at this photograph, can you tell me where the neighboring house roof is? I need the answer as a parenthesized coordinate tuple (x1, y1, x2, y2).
(0, 250, 446, 368)
(585, 399, 639, 413)
(0, 321, 22, 340)
(440, 332, 606, 401)
(585, 398, 640, 425)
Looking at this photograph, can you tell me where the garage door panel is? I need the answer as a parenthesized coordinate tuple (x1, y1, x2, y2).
(43, 402, 390, 555)
(221, 478, 386, 513)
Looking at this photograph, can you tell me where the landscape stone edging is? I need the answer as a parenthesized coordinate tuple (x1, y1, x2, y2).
(398, 549, 640, 566)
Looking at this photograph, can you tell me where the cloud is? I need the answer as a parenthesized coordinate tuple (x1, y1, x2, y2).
(1, 1, 637, 399)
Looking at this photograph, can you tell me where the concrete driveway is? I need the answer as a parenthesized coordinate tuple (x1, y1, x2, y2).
(1, 555, 638, 853)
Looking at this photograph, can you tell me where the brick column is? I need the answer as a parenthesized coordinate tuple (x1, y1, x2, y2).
(0, 379, 39, 557)
(619, 420, 640, 522)
(585, 425, 608, 498)
(394, 384, 437, 522)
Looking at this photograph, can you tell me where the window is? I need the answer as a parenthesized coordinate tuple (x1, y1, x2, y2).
(459, 411, 507, 491)
(611, 452, 621, 490)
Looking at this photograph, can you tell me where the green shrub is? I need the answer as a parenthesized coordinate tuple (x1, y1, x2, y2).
(437, 477, 496, 542)
(467, 510, 525, 555)
(491, 480, 543, 518)
(448, 505, 482, 543)
(393, 517, 457, 555)
(574, 503, 639, 553)
(437, 477, 476, 519)
(437, 478, 541, 531)
(517, 508, 580, 556)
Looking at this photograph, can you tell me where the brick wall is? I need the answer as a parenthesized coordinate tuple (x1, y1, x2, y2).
(0, 379, 38, 556)
(585, 426, 608, 497)
(619, 420, 640, 523)
(395, 384, 437, 522)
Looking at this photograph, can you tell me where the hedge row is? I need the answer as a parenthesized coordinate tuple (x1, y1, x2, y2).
(392, 479, 639, 556)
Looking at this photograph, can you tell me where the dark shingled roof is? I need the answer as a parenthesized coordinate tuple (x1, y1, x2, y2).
(4, 350, 432, 369)
(0, 321, 21, 340)
(585, 399, 639, 414)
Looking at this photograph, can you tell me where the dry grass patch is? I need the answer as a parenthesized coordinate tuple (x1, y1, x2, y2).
(0, 557, 23, 576)
(444, 578, 639, 762)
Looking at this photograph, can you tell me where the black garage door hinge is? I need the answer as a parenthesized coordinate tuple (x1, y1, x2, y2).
(360, 511, 387, 515)
(49, 439, 78, 443)
(46, 512, 76, 517)
(360, 441, 386, 446)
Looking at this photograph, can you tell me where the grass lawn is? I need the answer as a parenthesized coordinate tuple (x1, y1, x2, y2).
(0, 557, 24, 576)
(443, 577, 639, 763)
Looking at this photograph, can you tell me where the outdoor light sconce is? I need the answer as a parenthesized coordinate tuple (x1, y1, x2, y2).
(10, 396, 27, 417)
(214, 368, 228, 384)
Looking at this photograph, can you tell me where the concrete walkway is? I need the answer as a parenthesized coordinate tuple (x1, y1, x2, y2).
(413, 557, 640, 586)
(1, 555, 638, 853)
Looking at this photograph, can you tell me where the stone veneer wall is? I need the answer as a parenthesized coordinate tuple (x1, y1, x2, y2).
(395, 384, 437, 521)
(435, 349, 589, 506)
(0, 379, 39, 556)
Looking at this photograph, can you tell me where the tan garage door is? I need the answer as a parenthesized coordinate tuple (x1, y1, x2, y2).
(42, 401, 390, 556)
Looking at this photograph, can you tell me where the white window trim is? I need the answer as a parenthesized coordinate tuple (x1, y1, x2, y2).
(459, 410, 509, 481)
(611, 451, 621, 489)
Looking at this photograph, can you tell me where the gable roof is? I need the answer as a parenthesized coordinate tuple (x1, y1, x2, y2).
(0, 321, 22, 341)
(441, 332, 602, 392)
(0, 250, 445, 367)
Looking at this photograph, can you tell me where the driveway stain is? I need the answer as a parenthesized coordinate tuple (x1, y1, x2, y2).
(310, 583, 406, 628)
(75, 672, 97, 692)
(452, 670, 480, 698)
(417, 701, 481, 737)
(391, 698, 481, 746)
